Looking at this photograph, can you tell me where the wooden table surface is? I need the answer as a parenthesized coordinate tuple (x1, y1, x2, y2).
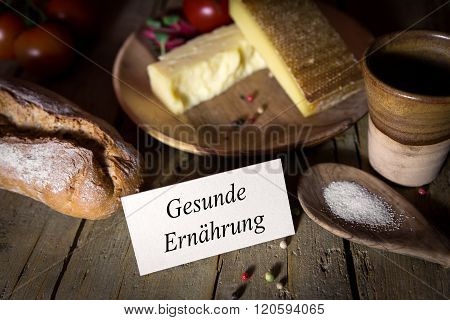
(0, 0, 448, 300)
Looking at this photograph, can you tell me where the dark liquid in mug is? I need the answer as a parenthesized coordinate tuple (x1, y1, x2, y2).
(367, 51, 450, 97)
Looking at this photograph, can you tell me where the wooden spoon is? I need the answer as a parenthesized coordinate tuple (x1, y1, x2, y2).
(297, 163, 450, 267)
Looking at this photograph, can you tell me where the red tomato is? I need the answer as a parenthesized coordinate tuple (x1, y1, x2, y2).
(0, 12, 25, 59)
(183, 0, 231, 33)
(14, 23, 75, 77)
(46, 0, 95, 35)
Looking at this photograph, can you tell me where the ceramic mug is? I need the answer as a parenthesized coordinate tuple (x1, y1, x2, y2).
(362, 31, 450, 187)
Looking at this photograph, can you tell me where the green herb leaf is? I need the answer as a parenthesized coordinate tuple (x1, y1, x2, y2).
(155, 32, 169, 55)
(162, 15, 179, 26)
(146, 18, 161, 29)
(155, 32, 169, 44)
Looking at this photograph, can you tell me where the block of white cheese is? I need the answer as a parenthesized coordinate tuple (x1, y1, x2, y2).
(230, 0, 363, 117)
(147, 25, 267, 114)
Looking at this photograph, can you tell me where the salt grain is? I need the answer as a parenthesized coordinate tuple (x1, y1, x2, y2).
(323, 181, 398, 229)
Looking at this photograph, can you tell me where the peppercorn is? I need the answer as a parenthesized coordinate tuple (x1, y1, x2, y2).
(264, 271, 275, 283)
(247, 115, 257, 124)
(241, 272, 249, 281)
(257, 104, 268, 114)
(245, 94, 254, 103)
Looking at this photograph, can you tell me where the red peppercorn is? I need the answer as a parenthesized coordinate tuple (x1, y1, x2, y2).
(241, 272, 249, 281)
(248, 115, 257, 124)
(245, 94, 254, 103)
(418, 187, 427, 196)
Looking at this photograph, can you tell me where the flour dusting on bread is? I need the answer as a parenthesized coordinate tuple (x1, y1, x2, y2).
(0, 138, 86, 193)
(0, 78, 142, 219)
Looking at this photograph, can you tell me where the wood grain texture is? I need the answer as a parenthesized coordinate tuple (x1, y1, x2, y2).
(0, 191, 81, 300)
(52, 214, 129, 299)
(0, 0, 171, 300)
(54, 123, 225, 299)
(214, 238, 289, 299)
(112, 5, 370, 155)
(212, 152, 294, 299)
(116, 252, 218, 299)
(0, 60, 84, 301)
(0, 0, 449, 300)
(298, 162, 450, 266)
(8, 213, 81, 300)
(213, 144, 354, 299)
(337, 121, 449, 299)
(288, 141, 354, 299)
(51, 0, 219, 300)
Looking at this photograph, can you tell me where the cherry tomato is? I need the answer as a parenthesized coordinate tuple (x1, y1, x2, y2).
(14, 23, 75, 77)
(0, 12, 25, 59)
(183, 0, 231, 33)
(46, 0, 95, 35)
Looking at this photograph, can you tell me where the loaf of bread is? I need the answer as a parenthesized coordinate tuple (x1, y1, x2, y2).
(0, 78, 143, 220)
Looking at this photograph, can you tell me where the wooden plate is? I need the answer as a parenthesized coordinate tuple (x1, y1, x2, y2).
(113, 4, 372, 155)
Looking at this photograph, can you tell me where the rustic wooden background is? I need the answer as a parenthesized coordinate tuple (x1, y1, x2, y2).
(0, 0, 448, 299)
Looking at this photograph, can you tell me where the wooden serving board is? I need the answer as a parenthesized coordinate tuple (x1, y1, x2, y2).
(112, 4, 372, 155)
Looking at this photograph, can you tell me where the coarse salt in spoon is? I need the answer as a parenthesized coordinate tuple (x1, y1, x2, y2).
(297, 163, 450, 267)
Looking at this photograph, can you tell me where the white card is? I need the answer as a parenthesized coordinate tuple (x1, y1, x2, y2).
(121, 159, 295, 276)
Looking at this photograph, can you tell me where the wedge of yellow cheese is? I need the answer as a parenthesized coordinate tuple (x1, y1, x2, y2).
(230, 0, 363, 117)
(147, 25, 266, 114)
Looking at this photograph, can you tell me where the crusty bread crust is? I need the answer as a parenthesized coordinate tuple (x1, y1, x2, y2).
(0, 78, 143, 219)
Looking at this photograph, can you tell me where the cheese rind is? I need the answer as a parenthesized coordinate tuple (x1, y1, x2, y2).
(148, 25, 266, 114)
(230, 0, 363, 117)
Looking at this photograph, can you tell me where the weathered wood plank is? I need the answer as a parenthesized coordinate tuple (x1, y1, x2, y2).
(214, 239, 289, 299)
(53, 213, 129, 299)
(115, 145, 230, 299)
(0, 57, 84, 301)
(117, 247, 218, 299)
(8, 213, 81, 299)
(51, 145, 189, 300)
(1, 0, 448, 300)
(336, 117, 449, 299)
(112, 140, 250, 299)
(51, 0, 214, 298)
(0, 191, 81, 300)
(212, 152, 294, 299)
(0, 0, 167, 300)
(54, 143, 221, 299)
(214, 146, 354, 299)
(50, 140, 213, 299)
(288, 142, 354, 299)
